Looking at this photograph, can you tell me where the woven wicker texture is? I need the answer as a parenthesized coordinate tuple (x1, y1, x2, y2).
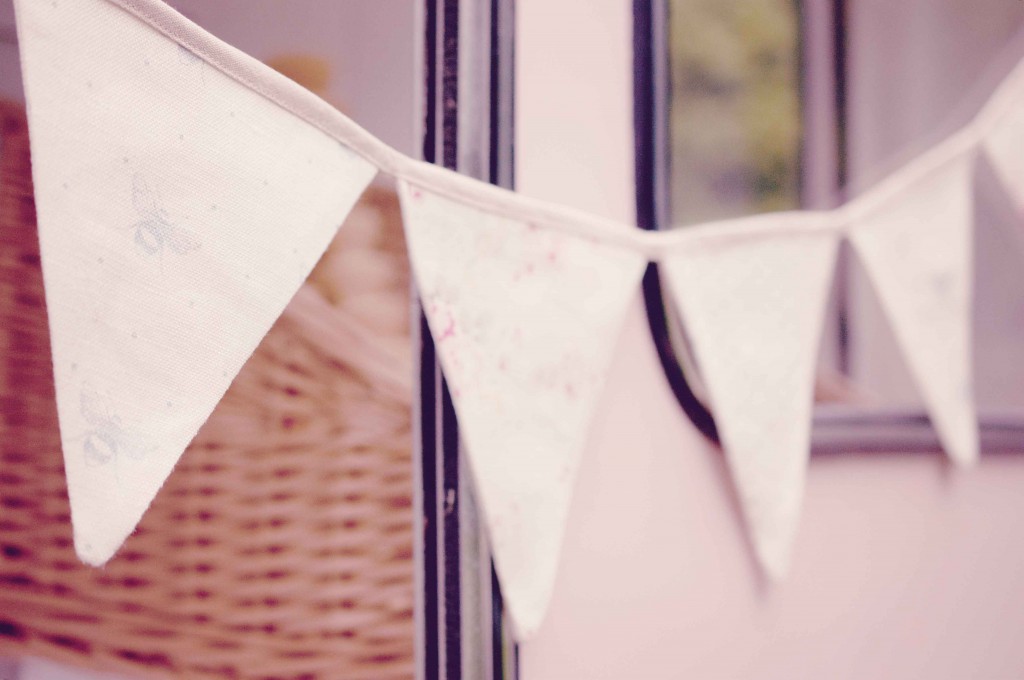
(0, 100, 416, 680)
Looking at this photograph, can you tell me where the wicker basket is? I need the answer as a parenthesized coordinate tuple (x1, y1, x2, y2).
(0, 100, 416, 680)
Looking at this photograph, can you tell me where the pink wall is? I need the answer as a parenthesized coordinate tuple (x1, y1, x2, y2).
(516, 2, 1024, 678)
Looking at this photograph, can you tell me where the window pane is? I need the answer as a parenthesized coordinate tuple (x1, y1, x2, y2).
(668, 0, 801, 226)
(844, 1, 1024, 411)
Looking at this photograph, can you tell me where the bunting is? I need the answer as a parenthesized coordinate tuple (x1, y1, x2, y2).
(14, 0, 377, 565)
(847, 157, 979, 466)
(984, 59, 1024, 216)
(661, 221, 839, 577)
(399, 181, 645, 636)
(9, 0, 1023, 640)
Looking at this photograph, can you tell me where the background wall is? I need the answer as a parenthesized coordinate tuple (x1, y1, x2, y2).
(516, 2, 1024, 679)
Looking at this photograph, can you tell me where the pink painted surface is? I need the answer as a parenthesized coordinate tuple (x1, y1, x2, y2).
(517, 1, 1024, 678)
(526, 304, 1024, 679)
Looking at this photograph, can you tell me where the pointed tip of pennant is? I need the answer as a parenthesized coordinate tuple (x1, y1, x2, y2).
(954, 451, 980, 469)
(947, 425, 981, 468)
(62, 431, 187, 567)
(741, 478, 804, 583)
(70, 500, 144, 567)
(753, 535, 793, 584)
(73, 532, 119, 568)
(503, 587, 547, 641)
(498, 557, 567, 640)
(945, 411, 980, 468)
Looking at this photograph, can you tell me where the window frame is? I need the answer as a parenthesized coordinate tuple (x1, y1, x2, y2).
(416, 1, 519, 678)
(635, 0, 1024, 455)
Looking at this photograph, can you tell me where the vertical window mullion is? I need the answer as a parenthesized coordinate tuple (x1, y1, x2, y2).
(417, 1, 518, 677)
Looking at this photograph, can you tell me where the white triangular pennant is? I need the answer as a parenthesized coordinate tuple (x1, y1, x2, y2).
(15, 0, 376, 565)
(983, 61, 1024, 217)
(398, 181, 646, 638)
(661, 222, 839, 578)
(849, 157, 978, 466)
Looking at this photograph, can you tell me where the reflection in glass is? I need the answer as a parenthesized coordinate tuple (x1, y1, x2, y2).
(669, 0, 801, 226)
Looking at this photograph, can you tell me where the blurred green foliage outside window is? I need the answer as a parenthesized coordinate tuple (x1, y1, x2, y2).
(669, 0, 801, 225)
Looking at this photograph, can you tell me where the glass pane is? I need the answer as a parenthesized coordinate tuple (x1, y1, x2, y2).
(668, 0, 801, 226)
(843, 2, 1024, 413)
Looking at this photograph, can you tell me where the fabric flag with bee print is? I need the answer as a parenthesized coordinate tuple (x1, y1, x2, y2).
(398, 180, 647, 639)
(14, 0, 377, 565)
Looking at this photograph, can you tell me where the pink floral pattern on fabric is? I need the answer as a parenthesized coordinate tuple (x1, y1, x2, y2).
(399, 180, 646, 638)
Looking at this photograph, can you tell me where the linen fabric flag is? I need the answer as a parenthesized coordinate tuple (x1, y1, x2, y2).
(983, 59, 1024, 217)
(661, 223, 840, 579)
(398, 180, 647, 638)
(848, 156, 979, 466)
(15, 0, 377, 565)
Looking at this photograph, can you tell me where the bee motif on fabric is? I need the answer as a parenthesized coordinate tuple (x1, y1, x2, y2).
(130, 173, 202, 256)
(80, 388, 151, 467)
